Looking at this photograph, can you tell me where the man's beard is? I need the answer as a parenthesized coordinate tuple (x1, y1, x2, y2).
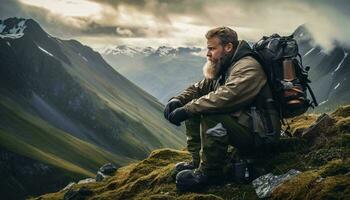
(202, 52, 231, 79)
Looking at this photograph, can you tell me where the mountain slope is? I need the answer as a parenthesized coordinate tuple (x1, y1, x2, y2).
(0, 17, 185, 199)
(0, 17, 185, 156)
(0, 93, 135, 199)
(0, 96, 133, 174)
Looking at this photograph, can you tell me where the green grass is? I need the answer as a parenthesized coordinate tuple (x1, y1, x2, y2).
(0, 98, 136, 176)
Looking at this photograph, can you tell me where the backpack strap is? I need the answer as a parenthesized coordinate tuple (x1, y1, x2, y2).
(306, 82, 318, 107)
(264, 98, 277, 137)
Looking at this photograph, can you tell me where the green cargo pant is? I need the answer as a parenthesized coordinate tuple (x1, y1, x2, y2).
(185, 114, 255, 177)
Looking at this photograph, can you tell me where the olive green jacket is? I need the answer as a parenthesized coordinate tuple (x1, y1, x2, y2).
(172, 40, 281, 136)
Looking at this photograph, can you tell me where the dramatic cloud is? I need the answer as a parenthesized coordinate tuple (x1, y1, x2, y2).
(302, 2, 350, 50)
(19, 0, 103, 17)
(1, 0, 349, 50)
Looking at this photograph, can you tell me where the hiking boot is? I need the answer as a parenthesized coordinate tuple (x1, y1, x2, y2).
(175, 160, 198, 171)
(175, 169, 208, 192)
(172, 160, 198, 178)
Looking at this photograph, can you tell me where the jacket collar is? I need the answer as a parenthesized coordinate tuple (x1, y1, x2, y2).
(217, 40, 254, 83)
(229, 40, 254, 65)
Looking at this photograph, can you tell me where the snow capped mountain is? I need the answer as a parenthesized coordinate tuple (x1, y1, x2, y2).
(142, 46, 155, 55)
(102, 45, 146, 57)
(155, 46, 177, 56)
(102, 45, 204, 57)
(0, 18, 27, 39)
(293, 25, 350, 111)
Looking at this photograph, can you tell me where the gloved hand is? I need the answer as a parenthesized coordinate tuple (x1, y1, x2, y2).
(164, 98, 183, 120)
(168, 107, 190, 126)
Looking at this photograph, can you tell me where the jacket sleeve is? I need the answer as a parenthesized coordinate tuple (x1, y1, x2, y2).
(170, 78, 213, 105)
(183, 57, 267, 115)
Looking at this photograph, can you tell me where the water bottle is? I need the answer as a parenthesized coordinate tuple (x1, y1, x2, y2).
(283, 58, 302, 105)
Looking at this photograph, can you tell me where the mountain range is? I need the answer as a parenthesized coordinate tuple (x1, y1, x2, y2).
(0, 17, 185, 199)
(102, 45, 206, 103)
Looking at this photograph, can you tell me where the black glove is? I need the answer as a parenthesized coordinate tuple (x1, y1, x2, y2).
(164, 98, 183, 120)
(168, 107, 190, 126)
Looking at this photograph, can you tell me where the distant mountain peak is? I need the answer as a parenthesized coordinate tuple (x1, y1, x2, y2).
(155, 46, 177, 56)
(102, 45, 148, 57)
(0, 17, 47, 40)
(0, 17, 28, 39)
(293, 24, 317, 45)
(101, 45, 204, 57)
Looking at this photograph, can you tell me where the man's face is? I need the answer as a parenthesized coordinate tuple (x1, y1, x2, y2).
(202, 36, 234, 79)
(206, 37, 224, 63)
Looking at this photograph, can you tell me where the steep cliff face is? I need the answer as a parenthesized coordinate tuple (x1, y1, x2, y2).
(36, 105, 350, 200)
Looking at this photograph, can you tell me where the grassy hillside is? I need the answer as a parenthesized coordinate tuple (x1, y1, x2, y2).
(0, 96, 136, 175)
(0, 94, 138, 199)
(35, 105, 350, 200)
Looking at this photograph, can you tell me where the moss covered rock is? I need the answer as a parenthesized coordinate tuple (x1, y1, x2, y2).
(272, 159, 350, 200)
(331, 105, 350, 118)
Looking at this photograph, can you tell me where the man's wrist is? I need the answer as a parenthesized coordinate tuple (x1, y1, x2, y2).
(182, 105, 194, 118)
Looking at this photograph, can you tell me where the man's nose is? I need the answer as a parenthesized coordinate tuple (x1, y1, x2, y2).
(206, 50, 211, 57)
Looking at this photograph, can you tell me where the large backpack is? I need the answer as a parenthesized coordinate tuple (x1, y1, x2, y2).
(252, 34, 318, 119)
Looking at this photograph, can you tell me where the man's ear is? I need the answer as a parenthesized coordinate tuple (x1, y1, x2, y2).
(224, 42, 233, 53)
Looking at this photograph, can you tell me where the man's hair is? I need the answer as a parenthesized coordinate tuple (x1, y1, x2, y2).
(205, 26, 239, 48)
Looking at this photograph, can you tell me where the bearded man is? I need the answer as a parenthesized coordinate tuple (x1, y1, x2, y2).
(164, 27, 281, 191)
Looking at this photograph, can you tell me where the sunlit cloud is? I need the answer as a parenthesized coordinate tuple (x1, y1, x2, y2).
(114, 5, 156, 27)
(3, 0, 349, 50)
(116, 27, 133, 37)
(19, 0, 102, 17)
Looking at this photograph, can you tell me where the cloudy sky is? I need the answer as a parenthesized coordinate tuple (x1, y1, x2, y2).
(1, 0, 349, 51)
